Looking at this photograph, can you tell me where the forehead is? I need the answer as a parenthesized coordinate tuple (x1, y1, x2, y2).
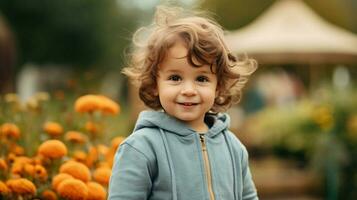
(162, 40, 213, 68)
(166, 38, 188, 59)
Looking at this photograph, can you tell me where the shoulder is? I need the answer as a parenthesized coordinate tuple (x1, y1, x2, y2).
(125, 127, 161, 143)
(120, 127, 162, 158)
(225, 130, 245, 148)
(224, 130, 250, 159)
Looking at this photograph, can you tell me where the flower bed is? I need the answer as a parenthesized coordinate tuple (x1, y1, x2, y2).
(0, 93, 126, 200)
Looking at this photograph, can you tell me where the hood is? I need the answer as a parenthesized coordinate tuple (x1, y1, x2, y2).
(133, 110, 230, 137)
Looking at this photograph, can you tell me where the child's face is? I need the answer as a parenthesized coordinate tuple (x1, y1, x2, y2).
(156, 40, 218, 132)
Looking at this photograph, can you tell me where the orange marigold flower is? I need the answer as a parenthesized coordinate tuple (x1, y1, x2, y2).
(34, 164, 48, 180)
(86, 146, 98, 168)
(111, 136, 126, 151)
(97, 95, 120, 115)
(57, 179, 88, 200)
(38, 140, 67, 159)
(7, 153, 16, 164)
(15, 156, 32, 164)
(0, 123, 21, 139)
(93, 167, 111, 186)
(6, 178, 36, 196)
(75, 95, 101, 113)
(52, 173, 74, 191)
(23, 163, 35, 176)
(11, 157, 32, 176)
(72, 150, 87, 163)
(0, 158, 8, 171)
(60, 161, 91, 182)
(10, 144, 25, 156)
(32, 155, 44, 165)
(87, 182, 107, 200)
(96, 161, 111, 169)
(105, 149, 115, 167)
(97, 144, 109, 156)
(11, 163, 23, 175)
(65, 131, 86, 144)
(42, 189, 57, 200)
(74, 94, 120, 115)
(0, 181, 10, 195)
(43, 121, 63, 137)
(85, 121, 99, 133)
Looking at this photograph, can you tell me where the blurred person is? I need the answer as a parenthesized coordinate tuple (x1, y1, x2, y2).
(108, 6, 258, 200)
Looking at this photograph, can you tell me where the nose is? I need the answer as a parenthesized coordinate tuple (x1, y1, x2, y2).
(181, 81, 197, 96)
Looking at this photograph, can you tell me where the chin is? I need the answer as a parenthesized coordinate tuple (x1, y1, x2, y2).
(176, 115, 200, 122)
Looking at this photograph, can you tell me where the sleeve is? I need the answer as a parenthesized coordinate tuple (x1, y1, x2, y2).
(108, 143, 153, 200)
(241, 146, 259, 200)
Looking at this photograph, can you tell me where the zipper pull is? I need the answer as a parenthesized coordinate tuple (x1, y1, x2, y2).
(199, 134, 206, 151)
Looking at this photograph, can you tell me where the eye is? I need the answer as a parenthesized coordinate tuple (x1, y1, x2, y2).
(168, 74, 181, 81)
(196, 76, 209, 82)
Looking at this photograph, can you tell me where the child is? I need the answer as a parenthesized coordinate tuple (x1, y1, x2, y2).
(108, 6, 258, 200)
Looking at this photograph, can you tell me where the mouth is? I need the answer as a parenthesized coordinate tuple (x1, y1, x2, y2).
(177, 102, 199, 106)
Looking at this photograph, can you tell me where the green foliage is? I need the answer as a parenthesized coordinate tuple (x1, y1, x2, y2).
(201, 0, 357, 32)
(0, 0, 137, 69)
(246, 86, 357, 199)
(201, 0, 274, 30)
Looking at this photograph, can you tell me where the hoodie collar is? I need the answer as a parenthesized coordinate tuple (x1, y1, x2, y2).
(133, 110, 230, 137)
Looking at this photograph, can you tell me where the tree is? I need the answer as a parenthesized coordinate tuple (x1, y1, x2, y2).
(0, 0, 137, 70)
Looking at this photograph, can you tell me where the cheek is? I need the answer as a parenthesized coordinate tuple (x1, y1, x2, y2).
(157, 87, 174, 103)
(203, 88, 217, 102)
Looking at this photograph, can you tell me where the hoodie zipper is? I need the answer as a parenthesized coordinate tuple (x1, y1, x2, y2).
(199, 134, 215, 200)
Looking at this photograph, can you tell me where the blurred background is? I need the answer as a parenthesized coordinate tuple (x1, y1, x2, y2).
(0, 0, 357, 199)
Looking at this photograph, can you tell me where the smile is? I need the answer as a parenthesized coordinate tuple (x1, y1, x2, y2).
(177, 102, 199, 106)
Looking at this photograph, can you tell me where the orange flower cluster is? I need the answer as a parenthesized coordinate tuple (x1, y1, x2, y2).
(6, 178, 36, 196)
(87, 182, 107, 200)
(52, 173, 74, 191)
(65, 131, 87, 144)
(43, 122, 63, 137)
(0, 93, 124, 199)
(57, 178, 88, 200)
(0, 181, 10, 195)
(41, 189, 57, 200)
(85, 121, 99, 134)
(93, 167, 111, 186)
(75, 94, 120, 115)
(38, 140, 68, 159)
(59, 161, 91, 182)
(0, 123, 21, 139)
(111, 136, 126, 151)
(0, 158, 8, 171)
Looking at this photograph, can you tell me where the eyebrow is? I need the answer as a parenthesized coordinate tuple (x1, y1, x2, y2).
(162, 68, 214, 75)
(197, 69, 213, 74)
(164, 69, 181, 72)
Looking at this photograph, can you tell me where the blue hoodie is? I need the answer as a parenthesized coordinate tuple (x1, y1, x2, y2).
(108, 111, 258, 200)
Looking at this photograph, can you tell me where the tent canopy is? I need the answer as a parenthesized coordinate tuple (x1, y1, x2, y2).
(225, 0, 357, 64)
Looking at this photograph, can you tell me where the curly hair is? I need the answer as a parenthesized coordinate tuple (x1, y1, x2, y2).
(123, 6, 257, 113)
